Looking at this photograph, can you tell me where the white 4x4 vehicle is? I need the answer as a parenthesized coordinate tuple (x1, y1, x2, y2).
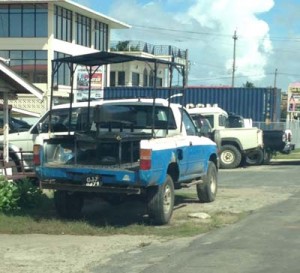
(0, 101, 102, 172)
(188, 104, 264, 169)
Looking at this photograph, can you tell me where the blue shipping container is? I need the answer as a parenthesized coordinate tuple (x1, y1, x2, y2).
(103, 87, 281, 122)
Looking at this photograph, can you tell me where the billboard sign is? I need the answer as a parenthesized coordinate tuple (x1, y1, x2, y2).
(287, 82, 300, 112)
(76, 66, 103, 101)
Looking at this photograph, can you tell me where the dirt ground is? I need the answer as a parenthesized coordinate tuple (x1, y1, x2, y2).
(0, 185, 296, 273)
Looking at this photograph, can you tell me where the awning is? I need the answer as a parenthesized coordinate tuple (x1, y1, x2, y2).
(53, 51, 183, 67)
(0, 60, 43, 100)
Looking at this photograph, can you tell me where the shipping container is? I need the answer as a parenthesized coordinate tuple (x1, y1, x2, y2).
(103, 87, 281, 122)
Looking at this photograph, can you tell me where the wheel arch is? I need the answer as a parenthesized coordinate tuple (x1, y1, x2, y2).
(209, 153, 219, 170)
(167, 162, 179, 183)
(221, 138, 242, 151)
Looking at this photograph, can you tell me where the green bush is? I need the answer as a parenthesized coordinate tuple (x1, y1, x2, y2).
(16, 178, 42, 209)
(0, 177, 19, 212)
(0, 176, 42, 212)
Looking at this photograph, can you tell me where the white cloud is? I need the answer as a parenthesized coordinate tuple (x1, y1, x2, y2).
(93, 0, 276, 87)
(186, 0, 274, 85)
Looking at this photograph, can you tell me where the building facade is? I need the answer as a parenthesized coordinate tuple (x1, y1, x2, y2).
(0, 0, 129, 113)
(109, 40, 188, 88)
(0, 0, 188, 115)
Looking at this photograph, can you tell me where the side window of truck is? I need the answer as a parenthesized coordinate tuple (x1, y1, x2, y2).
(182, 110, 197, 136)
(219, 115, 227, 127)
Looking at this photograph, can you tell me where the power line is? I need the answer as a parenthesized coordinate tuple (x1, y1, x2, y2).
(129, 24, 300, 43)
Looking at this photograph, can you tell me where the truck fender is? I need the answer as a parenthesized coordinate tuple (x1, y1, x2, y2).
(220, 138, 242, 151)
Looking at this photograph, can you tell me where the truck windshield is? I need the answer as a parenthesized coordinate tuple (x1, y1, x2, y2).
(93, 104, 177, 129)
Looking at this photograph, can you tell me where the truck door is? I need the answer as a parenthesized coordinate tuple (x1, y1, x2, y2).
(182, 110, 205, 176)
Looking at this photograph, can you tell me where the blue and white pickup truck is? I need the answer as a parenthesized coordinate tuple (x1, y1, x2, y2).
(34, 98, 219, 225)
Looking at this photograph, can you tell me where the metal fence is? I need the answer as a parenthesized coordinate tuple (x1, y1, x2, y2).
(253, 121, 300, 149)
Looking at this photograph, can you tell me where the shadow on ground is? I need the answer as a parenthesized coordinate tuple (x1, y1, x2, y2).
(8, 192, 201, 227)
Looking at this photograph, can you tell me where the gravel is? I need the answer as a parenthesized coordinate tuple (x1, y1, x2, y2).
(0, 180, 297, 273)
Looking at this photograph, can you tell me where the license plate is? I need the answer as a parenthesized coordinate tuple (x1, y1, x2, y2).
(84, 175, 102, 187)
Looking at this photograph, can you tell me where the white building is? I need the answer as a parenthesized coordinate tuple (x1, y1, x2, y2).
(0, 0, 188, 115)
(0, 0, 129, 113)
(109, 41, 188, 88)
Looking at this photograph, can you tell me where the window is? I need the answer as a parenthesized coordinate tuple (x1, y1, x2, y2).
(143, 69, 148, 87)
(183, 110, 197, 136)
(32, 107, 92, 134)
(149, 70, 154, 87)
(0, 3, 47, 37)
(54, 5, 72, 42)
(76, 14, 91, 47)
(219, 115, 227, 127)
(132, 72, 140, 86)
(94, 105, 176, 130)
(110, 71, 116, 86)
(54, 52, 71, 86)
(118, 71, 125, 86)
(0, 50, 47, 83)
(94, 21, 108, 51)
(156, 77, 162, 87)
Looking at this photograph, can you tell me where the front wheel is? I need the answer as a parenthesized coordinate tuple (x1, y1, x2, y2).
(197, 162, 218, 203)
(147, 175, 174, 225)
(219, 145, 242, 169)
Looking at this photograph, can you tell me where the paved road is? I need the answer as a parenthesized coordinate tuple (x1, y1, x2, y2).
(93, 160, 300, 273)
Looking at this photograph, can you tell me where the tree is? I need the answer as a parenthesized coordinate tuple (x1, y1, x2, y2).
(110, 41, 140, 52)
(243, 81, 255, 88)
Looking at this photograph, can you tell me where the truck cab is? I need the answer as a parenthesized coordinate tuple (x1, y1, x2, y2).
(187, 104, 264, 169)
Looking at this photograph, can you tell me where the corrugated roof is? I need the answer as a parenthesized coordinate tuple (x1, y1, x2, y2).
(54, 51, 184, 67)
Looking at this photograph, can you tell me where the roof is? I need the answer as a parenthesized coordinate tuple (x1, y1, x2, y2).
(53, 51, 184, 67)
(0, 60, 43, 100)
(187, 106, 228, 116)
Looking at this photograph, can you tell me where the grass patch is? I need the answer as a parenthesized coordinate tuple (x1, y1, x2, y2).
(0, 190, 247, 238)
(273, 148, 300, 160)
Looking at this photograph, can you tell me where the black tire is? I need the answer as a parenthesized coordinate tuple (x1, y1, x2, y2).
(147, 175, 174, 225)
(54, 191, 84, 219)
(246, 149, 264, 165)
(219, 145, 242, 169)
(197, 162, 218, 203)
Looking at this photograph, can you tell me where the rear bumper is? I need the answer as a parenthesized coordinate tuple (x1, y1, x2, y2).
(40, 180, 142, 194)
(281, 143, 295, 154)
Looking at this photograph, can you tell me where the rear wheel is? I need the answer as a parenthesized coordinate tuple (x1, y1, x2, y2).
(246, 149, 264, 165)
(147, 175, 174, 225)
(197, 162, 218, 203)
(54, 191, 84, 219)
(219, 145, 242, 169)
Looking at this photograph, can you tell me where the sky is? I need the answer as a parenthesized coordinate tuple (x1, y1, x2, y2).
(76, 0, 300, 92)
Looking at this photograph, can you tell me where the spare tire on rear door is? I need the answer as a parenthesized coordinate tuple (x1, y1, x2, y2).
(245, 148, 264, 166)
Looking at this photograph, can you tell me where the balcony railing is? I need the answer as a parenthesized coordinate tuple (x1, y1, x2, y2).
(110, 40, 187, 60)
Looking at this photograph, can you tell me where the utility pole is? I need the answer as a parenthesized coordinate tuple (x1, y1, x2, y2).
(231, 30, 238, 87)
(273, 68, 278, 122)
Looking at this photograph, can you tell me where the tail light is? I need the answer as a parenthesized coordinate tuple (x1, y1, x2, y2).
(140, 148, 152, 170)
(33, 144, 41, 166)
